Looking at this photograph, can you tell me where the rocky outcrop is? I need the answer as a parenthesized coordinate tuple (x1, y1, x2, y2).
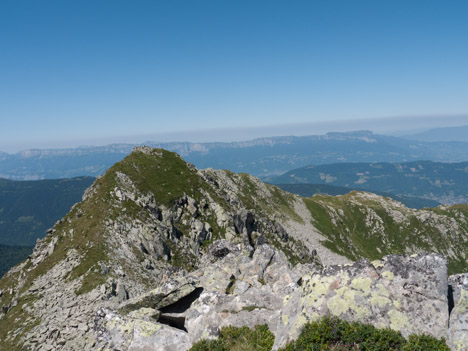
(1, 147, 467, 351)
(94, 241, 312, 350)
(95, 242, 465, 350)
(276, 253, 449, 347)
(0, 148, 321, 350)
(449, 274, 468, 350)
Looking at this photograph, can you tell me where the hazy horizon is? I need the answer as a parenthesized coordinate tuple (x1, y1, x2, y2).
(1, 114, 467, 153)
(2, 1, 468, 153)
(0, 0, 468, 152)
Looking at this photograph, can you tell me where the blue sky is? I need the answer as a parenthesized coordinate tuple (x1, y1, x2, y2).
(1, 0, 468, 152)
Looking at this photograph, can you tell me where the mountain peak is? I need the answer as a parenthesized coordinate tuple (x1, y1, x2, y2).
(0, 147, 320, 350)
(0, 148, 467, 350)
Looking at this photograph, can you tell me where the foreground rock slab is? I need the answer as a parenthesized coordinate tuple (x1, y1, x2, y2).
(275, 253, 449, 348)
(95, 242, 465, 350)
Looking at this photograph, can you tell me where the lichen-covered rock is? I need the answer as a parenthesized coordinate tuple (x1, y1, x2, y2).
(184, 243, 297, 343)
(450, 274, 468, 306)
(95, 243, 459, 350)
(95, 309, 191, 351)
(275, 253, 450, 348)
(448, 274, 468, 351)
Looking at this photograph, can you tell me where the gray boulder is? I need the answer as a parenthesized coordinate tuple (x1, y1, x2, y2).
(95, 309, 191, 351)
(94, 243, 461, 350)
(274, 253, 449, 348)
(119, 276, 199, 314)
(448, 274, 468, 351)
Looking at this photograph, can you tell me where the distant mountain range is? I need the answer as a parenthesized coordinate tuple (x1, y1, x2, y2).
(0, 176, 95, 246)
(269, 160, 468, 205)
(274, 183, 441, 209)
(400, 125, 468, 142)
(2, 130, 468, 180)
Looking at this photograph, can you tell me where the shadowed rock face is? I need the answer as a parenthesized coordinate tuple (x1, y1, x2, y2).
(94, 242, 464, 351)
(448, 274, 468, 350)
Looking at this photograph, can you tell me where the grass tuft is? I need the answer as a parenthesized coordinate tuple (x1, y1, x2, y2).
(190, 324, 274, 351)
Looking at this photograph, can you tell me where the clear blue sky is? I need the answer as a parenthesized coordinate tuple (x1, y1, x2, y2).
(1, 0, 468, 152)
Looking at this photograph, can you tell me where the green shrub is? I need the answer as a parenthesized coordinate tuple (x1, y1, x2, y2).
(281, 315, 449, 351)
(189, 324, 274, 351)
(189, 316, 450, 351)
(402, 334, 451, 351)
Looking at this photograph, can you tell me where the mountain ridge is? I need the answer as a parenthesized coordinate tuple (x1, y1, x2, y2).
(274, 183, 442, 209)
(0, 147, 466, 350)
(269, 160, 468, 205)
(3, 131, 468, 180)
(401, 125, 468, 142)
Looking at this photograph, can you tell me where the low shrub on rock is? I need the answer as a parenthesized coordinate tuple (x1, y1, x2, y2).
(281, 316, 450, 351)
(190, 316, 450, 351)
(190, 324, 274, 351)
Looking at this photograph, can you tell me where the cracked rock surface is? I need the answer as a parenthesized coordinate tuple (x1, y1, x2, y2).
(95, 242, 465, 351)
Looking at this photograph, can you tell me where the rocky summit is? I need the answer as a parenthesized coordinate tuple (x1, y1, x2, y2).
(0, 146, 467, 350)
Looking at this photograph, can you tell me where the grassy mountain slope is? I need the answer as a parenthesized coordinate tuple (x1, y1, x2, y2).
(303, 191, 468, 274)
(269, 160, 468, 204)
(0, 147, 467, 350)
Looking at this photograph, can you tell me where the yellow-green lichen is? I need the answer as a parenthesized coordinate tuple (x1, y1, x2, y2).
(388, 309, 409, 330)
(107, 318, 136, 336)
(350, 277, 372, 293)
(354, 304, 372, 319)
(370, 294, 391, 308)
(327, 294, 350, 316)
(326, 287, 371, 319)
(283, 294, 293, 304)
(338, 273, 350, 284)
(128, 307, 158, 319)
(457, 289, 468, 311)
(301, 275, 335, 306)
(375, 283, 390, 297)
(290, 313, 308, 335)
(134, 320, 162, 337)
(282, 314, 289, 325)
(371, 260, 384, 268)
(453, 337, 468, 351)
(381, 271, 394, 281)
